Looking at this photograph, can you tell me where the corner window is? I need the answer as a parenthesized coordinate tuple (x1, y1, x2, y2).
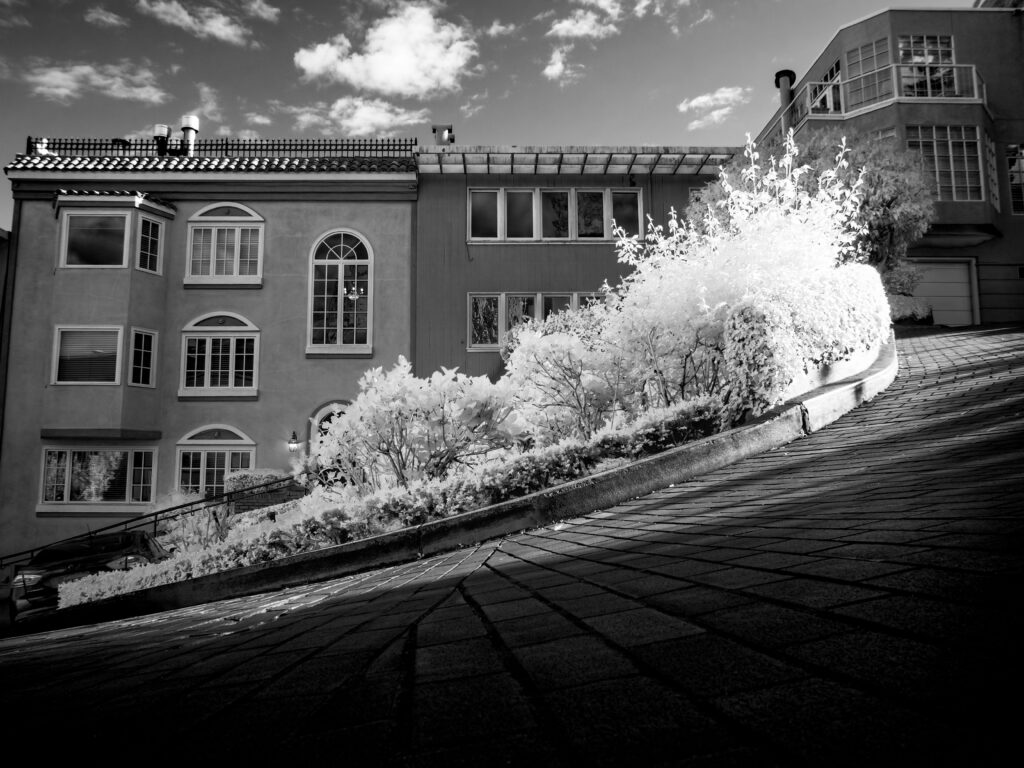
(186, 202, 264, 285)
(53, 326, 122, 384)
(907, 125, 983, 201)
(129, 328, 157, 387)
(468, 188, 642, 242)
(845, 37, 893, 110)
(42, 448, 155, 504)
(1007, 144, 1024, 214)
(179, 313, 259, 397)
(308, 229, 373, 354)
(177, 425, 254, 497)
(60, 211, 130, 267)
(468, 292, 600, 350)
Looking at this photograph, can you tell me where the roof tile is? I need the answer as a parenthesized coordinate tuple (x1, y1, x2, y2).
(5, 155, 418, 174)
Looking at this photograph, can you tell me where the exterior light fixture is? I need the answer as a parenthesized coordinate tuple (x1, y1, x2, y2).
(287, 431, 300, 452)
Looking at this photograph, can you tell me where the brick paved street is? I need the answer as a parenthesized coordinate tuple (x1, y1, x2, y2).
(1, 326, 1022, 766)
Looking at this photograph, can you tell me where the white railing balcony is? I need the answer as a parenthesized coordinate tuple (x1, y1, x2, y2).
(773, 64, 986, 139)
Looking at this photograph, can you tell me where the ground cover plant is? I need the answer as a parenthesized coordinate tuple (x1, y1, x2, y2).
(60, 133, 892, 608)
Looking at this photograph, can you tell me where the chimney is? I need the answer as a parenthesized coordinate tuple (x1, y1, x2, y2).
(153, 124, 170, 156)
(432, 124, 454, 145)
(180, 115, 199, 157)
(774, 70, 797, 134)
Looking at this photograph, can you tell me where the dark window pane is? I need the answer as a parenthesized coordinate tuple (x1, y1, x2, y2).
(57, 329, 118, 382)
(541, 191, 570, 238)
(506, 191, 534, 238)
(576, 191, 605, 238)
(471, 191, 498, 238)
(612, 192, 640, 236)
(66, 216, 125, 266)
(69, 451, 129, 502)
(506, 295, 536, 331)
(470, 296, 499, 345)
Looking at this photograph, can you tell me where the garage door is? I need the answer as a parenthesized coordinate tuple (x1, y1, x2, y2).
(910, 260, 976, 326)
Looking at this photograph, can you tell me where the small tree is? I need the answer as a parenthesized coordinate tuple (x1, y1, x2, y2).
(687, 126, 935, 273)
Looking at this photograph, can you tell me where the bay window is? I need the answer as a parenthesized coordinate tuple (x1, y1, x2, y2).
(53, 326, 122, 385)
(42, 448, 155, 504)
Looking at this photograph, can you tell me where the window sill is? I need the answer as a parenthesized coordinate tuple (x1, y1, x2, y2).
(36, 505, 151, 518)
(177, 391, 259, 401)
(467, 239, 619, 245)
(467, 347, 500, 353)
(184, 280, 263, 289)
(305, 346, 373, 358)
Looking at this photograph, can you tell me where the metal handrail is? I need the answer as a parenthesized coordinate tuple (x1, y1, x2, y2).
(23, 137, 419, 158)
(0, 474, 308, 570)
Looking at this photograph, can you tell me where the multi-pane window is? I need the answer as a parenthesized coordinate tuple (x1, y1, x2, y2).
(309, 230, 372, 352)
(810, 59, 842, 115)
(177, 426, 254, 497)
(42, 449, 155, 504)
(129, 329, 157, 387)
(897, 35, 961, 98)
(1008, 144, 1024, 214)
(469, 188, 642, 241)
(845, 38, 892, 110)
(906, 126, 983, 202)
(186, 203, 263, 284)
(53, 326, 122, 384)
(60, 211, 130, 267)
(137, 217, 162, 273)
(468, 292, 601, 349)
(179, 314, 259, 396)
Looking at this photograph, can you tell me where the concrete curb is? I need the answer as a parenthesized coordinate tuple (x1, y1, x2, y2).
(13, 335, 898, 634)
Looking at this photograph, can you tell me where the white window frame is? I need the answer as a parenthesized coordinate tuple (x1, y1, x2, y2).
(906, 125, 984, 202)
(176, 425, 255, 498)
(179, 312, 259, 397)
(136, 214, 163, 275)
(186, 202, 264, 285)
(307, 228, 374, 356)
(467, 291, 600, 351)
(52, 325, 123, 385)
(1007, 143, 1024, 215)
(129, 327, 158, 388)
(39, 446, 158, 509)
(59, 209, 132, 269)
(467, 187, 643, 242)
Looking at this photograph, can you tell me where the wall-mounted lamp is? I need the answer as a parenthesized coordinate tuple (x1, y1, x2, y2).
(287, 431, 300, 452)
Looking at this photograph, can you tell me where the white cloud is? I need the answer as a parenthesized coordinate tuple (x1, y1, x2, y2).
(23, 60, 168, 104)
(578, 0, 624, 20)
(547, 9, 618, 40)
(690, 8, 713, 28)
(135, 0, 252, 46)
(243, 0, 280, 23)
(278, 96, 429, 138)
(245, 112, 272, 125)
(294, 4, 477, 99)
(85, 6, 130, 28)
(486, 19, 516, 37)
(543, 45, 584, 87)
(190, 82, 223, 121)
(677, 85, 751, 130)
(633, 0, 692, 17)
(460, 90, 487, 119)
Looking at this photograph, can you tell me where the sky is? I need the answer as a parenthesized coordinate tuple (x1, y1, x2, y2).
(0, 0, 973, 229)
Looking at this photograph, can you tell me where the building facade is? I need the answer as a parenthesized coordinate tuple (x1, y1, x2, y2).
(0, 135, 417, 553)
(0, 132, 733, 554)
(756, 4, 1024, 325)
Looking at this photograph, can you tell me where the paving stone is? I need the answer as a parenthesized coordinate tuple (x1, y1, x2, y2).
(509, 635, 640, 690)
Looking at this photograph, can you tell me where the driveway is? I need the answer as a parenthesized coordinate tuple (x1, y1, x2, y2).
(1, 326, 1021, 766)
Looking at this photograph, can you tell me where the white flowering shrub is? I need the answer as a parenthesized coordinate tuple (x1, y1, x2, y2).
(223, 467, 289, 493)
(308, 356, 517, 492)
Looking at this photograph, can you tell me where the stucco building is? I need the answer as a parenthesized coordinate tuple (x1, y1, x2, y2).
(0, 129, 732, 553)
(756, 1, 1024, 325)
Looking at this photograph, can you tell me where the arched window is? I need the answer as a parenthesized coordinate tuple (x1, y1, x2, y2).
(177, 424, 255, 497)
(186, 202, 264, 285)
(179, 312, 259, 397)
(308, 230, 373, 354)
(311, 401, 349, 439)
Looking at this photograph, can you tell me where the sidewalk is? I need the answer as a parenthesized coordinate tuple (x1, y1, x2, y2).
(1, 325, 1021, 766)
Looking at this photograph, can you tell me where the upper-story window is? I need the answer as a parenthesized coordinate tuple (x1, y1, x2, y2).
(179, 313, 259, 397)
(308, 230, 373, 355)
(52, 326, 122, 385)
(845, 38, 892, 110)
(57, 193, 173, 271)
(187, 203, 264, 285)
(906, 125, 983, 202)
(469, 188, 642, 242)
(897, 35, 963, 98)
